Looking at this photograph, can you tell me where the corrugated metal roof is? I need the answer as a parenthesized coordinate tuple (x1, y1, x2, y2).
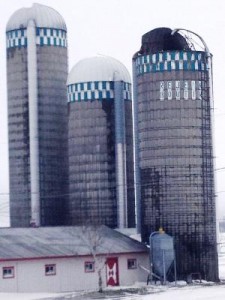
(0, 226, 148, 260)
(6, 3, 66, 32)
(67, 56, 131, 85)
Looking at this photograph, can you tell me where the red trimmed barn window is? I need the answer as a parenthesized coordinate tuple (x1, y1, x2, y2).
(45, 264, 56, 276)
(85, 261, 95, 273)
(127, 258, 137, 269)
(3, 267, 14, 279)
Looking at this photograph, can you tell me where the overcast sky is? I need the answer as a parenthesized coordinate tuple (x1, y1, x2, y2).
(0, 0, 225, 226)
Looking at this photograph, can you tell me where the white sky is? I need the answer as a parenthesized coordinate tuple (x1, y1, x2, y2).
(0, 0, 225, 226)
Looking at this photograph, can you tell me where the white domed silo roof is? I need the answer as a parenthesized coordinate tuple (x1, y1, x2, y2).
(67, 56, 131, 85)
(6, 3, 66, 32)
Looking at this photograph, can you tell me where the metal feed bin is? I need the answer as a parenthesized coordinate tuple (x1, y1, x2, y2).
(150, 230, 176, 284)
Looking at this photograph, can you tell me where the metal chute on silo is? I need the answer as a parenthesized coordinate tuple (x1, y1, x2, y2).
(150, 229, 176, 284)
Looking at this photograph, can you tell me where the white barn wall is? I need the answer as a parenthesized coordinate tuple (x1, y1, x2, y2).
(17, 260, 61, 292)
(58, 257, 103, 292)
(0, 252, 149, 293)
(118, 253, 149, 286)
(0, 257, 100, 293)
(0, 262, 18, 292)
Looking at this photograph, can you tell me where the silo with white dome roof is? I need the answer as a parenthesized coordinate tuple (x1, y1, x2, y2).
(67, 56, 135, 228)
(6, 3, 68, 227)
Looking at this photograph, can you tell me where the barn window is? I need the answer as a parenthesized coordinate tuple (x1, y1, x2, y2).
(45, 264, 56, 276)
(127, 259, 137, 269)
(85, 261, 95, 273)
(3, 267, 14, 279)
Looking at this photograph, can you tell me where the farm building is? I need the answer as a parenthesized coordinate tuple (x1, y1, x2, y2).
(0, 226, 149, 293)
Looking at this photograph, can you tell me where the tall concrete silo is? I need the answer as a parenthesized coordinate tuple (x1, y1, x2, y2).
(6, 4, 68, 227)
(67, 56, 135, 228)
(133, 27, 218, 281)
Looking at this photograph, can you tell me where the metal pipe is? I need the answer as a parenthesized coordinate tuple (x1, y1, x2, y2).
(174, 241, 177, 286)
(171, 28, 210, 54)
(149, 231, 158, 283)
(132, 58, 142, 234)
(27, 19, 40, 227)
(162, 250, 166, 284)
(114, 80, 127, 228)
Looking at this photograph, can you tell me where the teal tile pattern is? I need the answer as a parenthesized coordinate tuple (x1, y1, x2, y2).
(67, 81, 132, 102)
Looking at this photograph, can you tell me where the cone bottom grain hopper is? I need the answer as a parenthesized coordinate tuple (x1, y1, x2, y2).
(149, 228, 176, 284)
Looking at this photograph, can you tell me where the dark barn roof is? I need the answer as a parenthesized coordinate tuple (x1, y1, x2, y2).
(0, 226, 148, 261)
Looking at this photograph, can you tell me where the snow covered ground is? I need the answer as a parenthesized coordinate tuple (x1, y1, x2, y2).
(0, 292, 68, 300)
(4, 286, 225, 300)
(135, 285, 225, 300)
(1, 241, 225, 300)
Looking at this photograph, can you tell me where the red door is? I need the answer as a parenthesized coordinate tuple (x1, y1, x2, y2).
(106, 257, 119, 286)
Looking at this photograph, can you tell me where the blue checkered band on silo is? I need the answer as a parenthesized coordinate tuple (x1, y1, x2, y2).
(36, 28, 67, 47)
(135, 51, 207, 75)
(6, 29, 27, 48)
(67, 81, 132, 102)
(6, 27, 67, 48)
